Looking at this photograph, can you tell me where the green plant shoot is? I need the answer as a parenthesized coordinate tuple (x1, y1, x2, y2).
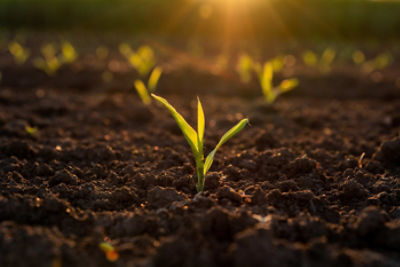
(8, 41, 30, 64)
(33, 43, 60, 76)
(120, 44, 156, 77)
(61, 41, 77, 63)
(236, 53, 253, 83)
(259, 62, 298, 104)
(134, 67, 163, 105)
(151, 94, 248, 192)
(302, 48, 336, 72)
(360, 52, 392, 73)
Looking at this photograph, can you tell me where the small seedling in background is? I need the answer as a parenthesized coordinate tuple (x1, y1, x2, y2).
(134, 66, 162, 105)
(258, 62, 298, 104)
(8, 41, 30, 64)
(25, 126, 38, 137)
(269, 55, 285, 72)
(152, 94, 248, 192)
(355, 52, 392, 74)
(236, 53, 253, 83)
(33, 43, 61, 76)
(352, 50, 366, 65)
(61, 41, 77, 63)
(119, 44, 156, 77)
(302, 48, 336, 72)
(99, 242, 119, 262)
(33, 42, 78, 76)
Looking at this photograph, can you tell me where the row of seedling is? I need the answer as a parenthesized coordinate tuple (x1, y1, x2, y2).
(6, 41, 394, 78)
(8, 41, 77, 76)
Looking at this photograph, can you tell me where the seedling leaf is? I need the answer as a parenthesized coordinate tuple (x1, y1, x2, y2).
(148, 67, 162, 92)
(197, 97, 205, 144)
(261, 63, 273, 100)
(215, 118, 248, 150)
(134, 80, 151, 105)
(151, 94, 199, 154)
(279, 78, 299, 93)
(204, 118, 248, 174)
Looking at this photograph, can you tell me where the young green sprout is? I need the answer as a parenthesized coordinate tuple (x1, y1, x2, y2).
(358, 52, 392, 74)
(302, 48, 336, 73)
(33, 42, 78, 76)
(119, 44, 156, 77)
(258, 62, 298, 104)
(151, 94, 248, 192)
(33, 43, 61, 76)
(8, 41, 30, 64)
(236, 53, 253, 83)
(134, 67, 163, 105)
(61, 41, 77, 63)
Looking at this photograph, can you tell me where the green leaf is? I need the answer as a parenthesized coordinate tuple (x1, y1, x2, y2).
(147, 67, 162, 92)
(151, 94, 199, 155)
(279, 78, 298, 93)
(320, 48, 336, 66)
(302, 50, 318, 66)
(197, 97, 205, 157)
(204, 149, 216, 175)
(204, 118, 248, 174)
(197, 97, 205, 144)
(260, 63, 273, 101)
(134, 80, 151, 105)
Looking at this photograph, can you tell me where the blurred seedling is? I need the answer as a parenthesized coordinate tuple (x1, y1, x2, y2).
(302, 48, 336, 72)
(134, 66, 162, 105)
(236, 53, 253, 83)
(33, 43, 61, 76)
(8, 41, 30, 64)
(61, 41, 77, 63)
(257, 62, 298, 104)
(119, 44, 156, 77)
(25, 126, 38, 137)
(99, 242, 119, 262)
(237, 54, 285, 84)
(33, 42, 78, 76)
(152, 94, 248, 192)
(353, 50, 392, 73)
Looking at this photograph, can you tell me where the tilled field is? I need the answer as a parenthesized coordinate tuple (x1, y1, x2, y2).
(0, 38, 400, 267)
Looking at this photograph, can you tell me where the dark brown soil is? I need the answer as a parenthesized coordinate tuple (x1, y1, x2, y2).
(1, 35, 400, 267)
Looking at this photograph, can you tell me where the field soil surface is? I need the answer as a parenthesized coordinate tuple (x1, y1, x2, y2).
(1, 36, 400, 267)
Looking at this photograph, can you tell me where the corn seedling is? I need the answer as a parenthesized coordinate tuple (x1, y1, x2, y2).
(25, 126, 38, 137)
(302, 48, 336, 72)
(33, 43, 61, 76)
(134, 67, 162, 105)
(119, 44, 156, 77)
(8, 41, 30, 64)
(236, 53, 253, 83)
(33, 42, 78, 76)
(258, 62, 298, 104)
(151, 94, 248, 192)
(352, 50, 366, 65)
(359, 52, 392, 74)
(61, 41, 77, 63)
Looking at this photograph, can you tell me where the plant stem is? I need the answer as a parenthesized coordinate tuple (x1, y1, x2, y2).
(196, 159, 205, 192)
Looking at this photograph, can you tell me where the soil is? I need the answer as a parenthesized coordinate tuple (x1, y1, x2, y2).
(1, 35, 400, 267)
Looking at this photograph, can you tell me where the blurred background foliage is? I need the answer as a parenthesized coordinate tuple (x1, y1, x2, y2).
(1, 0, 400, 41)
